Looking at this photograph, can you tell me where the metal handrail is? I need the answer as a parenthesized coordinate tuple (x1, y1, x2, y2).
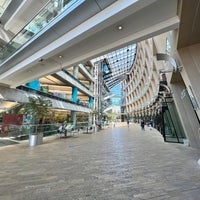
(17, 85, 90, 108)
(0, 0, 83, 62)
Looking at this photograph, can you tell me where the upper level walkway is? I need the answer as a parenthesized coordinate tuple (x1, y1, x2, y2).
(0, 0, 179, 88)
(0, 123, 200, 199)
(0, 85, 92, 113)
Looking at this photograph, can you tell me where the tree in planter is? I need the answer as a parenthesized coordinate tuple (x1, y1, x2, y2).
(107, 112, 117, 125)
(22, 96, 52, 134)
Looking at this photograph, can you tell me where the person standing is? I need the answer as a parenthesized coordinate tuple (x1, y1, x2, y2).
(141, 120, 145, 130)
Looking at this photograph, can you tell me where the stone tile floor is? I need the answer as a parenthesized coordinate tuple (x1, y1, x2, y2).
(0, 123, 200, 200)
(0, 138, 19, 147)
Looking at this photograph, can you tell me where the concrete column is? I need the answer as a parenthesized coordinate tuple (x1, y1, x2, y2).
(89, 81, 94, 92)
(73, 65, 79, 78)
(178, 44, 200, 120)
(88, 112, 92, 126)
(89, 96, 93, 109)
(72, 87, 78, 102)
(72, 65, 79, 103)
(171, 81, 200, 148)
(89, 65, 93, 76)
(71, 111, 76, 127)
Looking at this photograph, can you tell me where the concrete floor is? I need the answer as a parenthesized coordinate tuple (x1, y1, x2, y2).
(0, 123, 200, 200)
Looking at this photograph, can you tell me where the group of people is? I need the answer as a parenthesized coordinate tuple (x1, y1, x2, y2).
(126, 118, 144, 130)
(126, 118, 153, 131)
(141, 119, 153, 130)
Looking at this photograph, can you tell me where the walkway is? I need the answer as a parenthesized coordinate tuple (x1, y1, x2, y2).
(0, 123, 200, 200)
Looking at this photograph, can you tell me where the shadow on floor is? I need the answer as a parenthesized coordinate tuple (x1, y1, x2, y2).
(0, 138, 19, 147)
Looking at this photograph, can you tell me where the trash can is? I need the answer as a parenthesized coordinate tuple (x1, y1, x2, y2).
(29, 134, 38, 147)
(29, 133, 43, 147)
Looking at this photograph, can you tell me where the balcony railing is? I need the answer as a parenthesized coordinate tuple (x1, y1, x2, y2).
(0, 0, 84, 62)
(0, 121, 94, 139)
(17, 85, 91, 108)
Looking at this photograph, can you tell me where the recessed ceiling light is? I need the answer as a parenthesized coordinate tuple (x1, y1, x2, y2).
(118, 25, 123, 30)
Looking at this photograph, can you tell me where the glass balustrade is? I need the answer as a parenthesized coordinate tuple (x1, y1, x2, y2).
(0, 0, 82, 61)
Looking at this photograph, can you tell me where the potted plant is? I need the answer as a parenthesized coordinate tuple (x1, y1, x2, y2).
(22, 96, 52, 146)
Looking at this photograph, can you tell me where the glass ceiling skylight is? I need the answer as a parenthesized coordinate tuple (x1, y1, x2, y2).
(91, 43, 137, 90)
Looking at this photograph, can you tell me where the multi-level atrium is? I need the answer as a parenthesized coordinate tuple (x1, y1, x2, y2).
(0, 0, 199, 149)
(90, 44, 137, 119)
(1, 1, 200, 199)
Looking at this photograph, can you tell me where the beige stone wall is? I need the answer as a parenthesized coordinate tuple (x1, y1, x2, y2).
(124, 39, 160, 115)
(171, 43, 200, 148)
(178, 43, 200, 119)
(124, 32, 200, 148)
(171, 81, 200, 148)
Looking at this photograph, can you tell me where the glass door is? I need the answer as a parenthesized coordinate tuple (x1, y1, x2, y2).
(162, 97, 185, 143)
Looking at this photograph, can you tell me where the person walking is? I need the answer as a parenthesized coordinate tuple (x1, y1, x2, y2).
(127, 118, 130, 128)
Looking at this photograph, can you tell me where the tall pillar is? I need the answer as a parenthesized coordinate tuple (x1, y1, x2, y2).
(71, 65, 79, 127)
(89, 81, 94, 109)
(72, 65, 79, 102)
(72, 87, 78, 102)
(171, 82, 200, 148)
(89, 65, 94, 76)
(71, 111, 76, 127)
(88, 112, 92, 126)
(89, 96, 93, 109)
(73, 65, 79, 78)
(89, 81, 94, 92)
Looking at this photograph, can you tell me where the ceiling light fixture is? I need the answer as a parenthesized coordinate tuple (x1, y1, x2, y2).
(118, 25, 123, 30)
